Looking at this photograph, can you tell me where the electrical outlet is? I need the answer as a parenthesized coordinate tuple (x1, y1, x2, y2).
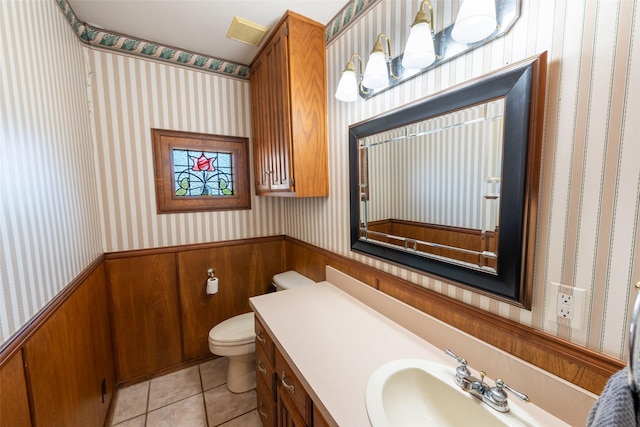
(558, 291, 573, 305)
(551, 282, 587, 330)
(557, 292, 573, 319)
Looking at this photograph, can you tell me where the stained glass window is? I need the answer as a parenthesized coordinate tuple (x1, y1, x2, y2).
(151, 129, 250, 213)
(172, 149, 234, 197)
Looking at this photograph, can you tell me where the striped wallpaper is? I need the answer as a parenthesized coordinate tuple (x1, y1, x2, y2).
(1, 0, 638, 363)
(285, 0, 640, 360)
(0, 0, 103, 344)
(87, 50, 283, 252)
(364, 100, 503, 231)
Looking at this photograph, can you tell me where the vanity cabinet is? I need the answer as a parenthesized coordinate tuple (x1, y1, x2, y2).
(249, 11, 328, 198)
(256, 318, 277, 427)
(276, 350, 312, 426)
(255, 317, 316, 427)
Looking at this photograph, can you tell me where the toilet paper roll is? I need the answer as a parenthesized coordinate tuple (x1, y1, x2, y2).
(206, 277, 218, 295)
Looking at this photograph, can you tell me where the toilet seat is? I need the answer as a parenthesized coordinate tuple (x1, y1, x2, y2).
(208, 312, 255, 346)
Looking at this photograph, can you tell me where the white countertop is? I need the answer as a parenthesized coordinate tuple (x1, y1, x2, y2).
(250, 280, 569, 426)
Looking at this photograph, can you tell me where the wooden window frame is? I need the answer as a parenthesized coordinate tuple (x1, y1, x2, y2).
(151, 129, 251, 213)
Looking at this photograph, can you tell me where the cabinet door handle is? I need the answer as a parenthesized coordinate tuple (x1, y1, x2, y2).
(257, 359, 267, 375)
(258, 401, 268, 418)
(256, 333, 266, 345)
(281, 371, 295, 394)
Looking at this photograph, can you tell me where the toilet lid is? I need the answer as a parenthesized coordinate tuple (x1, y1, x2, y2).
(209, 312, 255, 344)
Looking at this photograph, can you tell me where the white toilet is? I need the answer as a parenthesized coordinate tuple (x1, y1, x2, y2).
(208, 270, 315, 393)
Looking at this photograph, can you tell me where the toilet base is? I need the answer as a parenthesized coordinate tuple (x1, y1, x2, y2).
(226, 352, 256, 393)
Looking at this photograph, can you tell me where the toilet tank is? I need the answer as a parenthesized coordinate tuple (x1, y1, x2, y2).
(273, 270, 315, 291)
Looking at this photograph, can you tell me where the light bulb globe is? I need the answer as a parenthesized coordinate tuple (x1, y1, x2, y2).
(362, 51, 389, 90)
(335, 70, 358, 102)
(402, 22, 436, 70)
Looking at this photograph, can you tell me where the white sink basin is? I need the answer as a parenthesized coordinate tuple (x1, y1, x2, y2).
(365, 359, 539, 427)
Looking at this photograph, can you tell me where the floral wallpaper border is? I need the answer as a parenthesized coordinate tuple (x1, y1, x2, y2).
(324, 0, 380, 45)
(54, 0, 377, 79)
(54, 0, 249, 78)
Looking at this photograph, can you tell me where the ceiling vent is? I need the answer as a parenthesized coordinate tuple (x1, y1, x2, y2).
(226, 16, 269, 47)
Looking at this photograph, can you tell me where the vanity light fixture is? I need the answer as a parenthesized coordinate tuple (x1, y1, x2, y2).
(335, 0, 520, 101)
(362, 33, 398, 90)
(451, 0, 498, 44)
(335, 54, 368, 102)
(402, 0, 437, 70)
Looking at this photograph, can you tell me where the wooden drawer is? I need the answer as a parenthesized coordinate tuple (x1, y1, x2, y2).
(255, 317, 275, 365)
(275, 350, 311, 425)
(257, 373, 277, 427)
(256, 339, 275, 399)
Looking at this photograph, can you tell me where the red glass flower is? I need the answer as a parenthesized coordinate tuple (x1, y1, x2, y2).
(191, 153, 215, 172)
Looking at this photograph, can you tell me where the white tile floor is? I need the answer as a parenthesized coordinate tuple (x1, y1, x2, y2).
(110, 357, 261, 427)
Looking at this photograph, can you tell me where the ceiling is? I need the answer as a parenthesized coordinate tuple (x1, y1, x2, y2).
(66, 0, 349, 66)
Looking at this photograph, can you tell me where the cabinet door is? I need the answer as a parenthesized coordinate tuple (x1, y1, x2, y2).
(250, 55, 271, 193)
(257, 374, 277, 427)
(252, 21, 293, 194)
(265, 23, 293, 192)
(276, 351, 311, 425)
(278, 386, 307, 427)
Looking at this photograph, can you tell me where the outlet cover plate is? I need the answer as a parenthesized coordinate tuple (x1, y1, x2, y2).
(551, 282, 586, 330)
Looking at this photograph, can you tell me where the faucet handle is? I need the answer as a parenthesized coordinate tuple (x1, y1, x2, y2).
(445, 349, 464, 364)
(445, 349, 471, 386)
(491, 379, 530, 403)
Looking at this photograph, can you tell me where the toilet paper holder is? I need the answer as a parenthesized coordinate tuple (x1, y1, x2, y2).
(206, 268, 219, 295)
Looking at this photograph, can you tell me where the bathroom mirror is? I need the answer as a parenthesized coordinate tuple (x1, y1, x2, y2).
(349, 53, 547, 308)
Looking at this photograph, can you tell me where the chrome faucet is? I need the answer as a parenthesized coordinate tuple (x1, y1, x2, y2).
(446, 349, 530, 413)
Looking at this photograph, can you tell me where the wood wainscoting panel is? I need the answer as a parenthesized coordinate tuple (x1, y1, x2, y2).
(283, 237, 623, 394)
(0, 351, 31, 426)
(378, 277, 622, 394)
(25, 263, 115, 427)
(284, 238, 377, 287)
(106, 253, 182, 382)
(178, 237, 285, 360)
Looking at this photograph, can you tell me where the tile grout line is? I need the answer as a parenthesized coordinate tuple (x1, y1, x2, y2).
(144, 380, 150, 427)
(198, 363, 212, 427)
(113, 360, 260, 427)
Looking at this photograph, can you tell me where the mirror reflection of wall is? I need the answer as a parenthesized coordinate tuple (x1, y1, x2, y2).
(350, 52, 546, 307)
(359, 98, 505, 272)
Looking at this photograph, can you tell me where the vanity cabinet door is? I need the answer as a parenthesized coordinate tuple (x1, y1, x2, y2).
(256, 341, 275, 398)
(257, 373, 277, 427)
(255, 317, 275, 365)
(278, 387, 308, 427)
(256, 317, 277, 427)
(275, 350, 311, 425)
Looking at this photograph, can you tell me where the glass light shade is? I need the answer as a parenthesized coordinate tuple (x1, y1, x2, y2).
(362, 51, 389, 90)
(335, 69, 358, 102)
(452, 0, 497, 44)
(402, 22, 436, 70)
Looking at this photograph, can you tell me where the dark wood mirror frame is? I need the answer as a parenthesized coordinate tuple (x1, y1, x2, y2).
(349, 52, 547, 309)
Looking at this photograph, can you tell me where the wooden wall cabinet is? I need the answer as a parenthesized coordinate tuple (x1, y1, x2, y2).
(249, 11, 328, 197)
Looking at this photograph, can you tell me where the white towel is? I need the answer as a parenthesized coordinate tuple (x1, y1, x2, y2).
(587, 369, 639, 427)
